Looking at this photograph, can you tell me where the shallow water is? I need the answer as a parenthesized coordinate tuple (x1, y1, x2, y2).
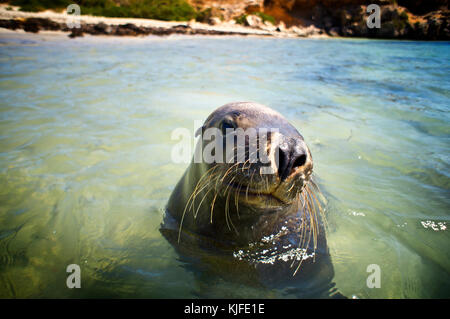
(0, 33, 449, 298)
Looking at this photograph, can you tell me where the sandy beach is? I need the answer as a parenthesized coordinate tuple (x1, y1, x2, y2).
(0, 4, 326, 39)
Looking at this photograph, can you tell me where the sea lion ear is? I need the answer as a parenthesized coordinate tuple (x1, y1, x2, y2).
(195, 126, 204, 137)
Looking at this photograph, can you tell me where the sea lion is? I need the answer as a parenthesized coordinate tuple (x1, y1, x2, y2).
(161, 102, 340, 298)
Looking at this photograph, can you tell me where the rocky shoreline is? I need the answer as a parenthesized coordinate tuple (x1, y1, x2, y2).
(0, 17, 260, 38)
(199, 0, 449, 41)
(0, 5, 325, 39)
(302, 3, 449, 40)
(0, 3, 448, 40)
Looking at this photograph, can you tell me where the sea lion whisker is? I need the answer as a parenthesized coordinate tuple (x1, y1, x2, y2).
(299, 191, 312, 250)
(223, 174, 238, 197)
(188, 177, 213, 213)
(306, 183, 326, 232)
(224, 190, 231, 231)
(308, 184, 321, 233)
(287, 182, 296, 193)
(302, 189, 307, 210)
(188, 165, 219, 201)
(194, 187, 214, 219)
(304, 187, 317, 244)
(221, 162, 241, 183)
(224, 189, 238, 234)
(309, 176, 324, 197)
(246, 170, 257, 201)
(305, 187, 319, 250)
(242, 147, 260, 171)
(293, 192, 314, 275)
(188, 168, 221, 213)
(209, 191, 219, 224)
(177, 165, 220, 242)
(235, 181, 244, 219)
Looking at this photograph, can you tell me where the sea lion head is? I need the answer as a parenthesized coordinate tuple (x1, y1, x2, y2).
(194, 102, 314, 212)
(163, 102, 332, 289)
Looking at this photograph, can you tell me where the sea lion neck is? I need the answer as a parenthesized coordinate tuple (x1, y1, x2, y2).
(204, 199, 299, 247)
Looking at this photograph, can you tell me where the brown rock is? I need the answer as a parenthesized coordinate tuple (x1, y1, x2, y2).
(276, 20, 286, 32)
(208, 17, 222, 25)
(94, 22, 112, 34)
(245, 14, 263, 28)
(68, 28, 84, 38)
(328, 26, 341, 36)
(23, 19, 40, 33)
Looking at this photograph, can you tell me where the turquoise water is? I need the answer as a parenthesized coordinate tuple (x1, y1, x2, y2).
(0, 33, 449, 298)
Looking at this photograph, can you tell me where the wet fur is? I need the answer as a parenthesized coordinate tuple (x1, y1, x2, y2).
(160, 102, 342, 298)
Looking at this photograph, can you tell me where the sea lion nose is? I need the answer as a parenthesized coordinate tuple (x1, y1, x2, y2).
(276, 140, 309, 182)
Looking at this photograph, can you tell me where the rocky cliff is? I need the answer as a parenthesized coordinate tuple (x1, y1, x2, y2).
(188, 0, 449, 39)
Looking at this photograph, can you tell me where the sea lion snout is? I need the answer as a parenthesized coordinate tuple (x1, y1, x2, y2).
(275, 136, 313, 183)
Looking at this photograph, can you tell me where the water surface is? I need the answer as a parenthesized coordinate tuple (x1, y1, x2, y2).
(0, 33, 449, 298)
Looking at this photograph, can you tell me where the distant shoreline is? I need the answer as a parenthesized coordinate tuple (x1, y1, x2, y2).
(0, 4, 447, 41)
(0, 5, 327, 39)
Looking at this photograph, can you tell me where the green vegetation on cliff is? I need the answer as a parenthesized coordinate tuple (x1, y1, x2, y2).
(8, 0, 199, 21)
(235, 12, 276, 25)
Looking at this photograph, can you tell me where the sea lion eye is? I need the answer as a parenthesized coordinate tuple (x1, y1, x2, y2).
(221, 120, 235, 135)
